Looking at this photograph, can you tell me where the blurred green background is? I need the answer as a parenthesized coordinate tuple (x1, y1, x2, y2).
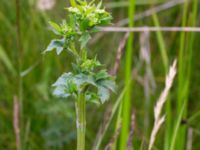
(0, 0, 200, 149)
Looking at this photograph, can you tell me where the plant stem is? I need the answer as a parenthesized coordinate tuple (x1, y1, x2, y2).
(119, 0, 135, 149)
(176, 0, 188, 149)
(152, 12, 170, 150)
(176, 0, 197, 149)
(15, 0, 23, 149)
(76, 93, 86, 150)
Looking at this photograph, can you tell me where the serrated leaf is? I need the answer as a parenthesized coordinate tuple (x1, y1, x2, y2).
(99, 79, 116, 92)
(44, 39, 65, 55)
(79, 32, 91, 48)
(74, 73, 96, 88)
(53, 73, 73, 86)
(52, 72, 78, 97)
(98, 86, 110, 103)
(95, 70, 110, 81)
(53, 86, 70, 98)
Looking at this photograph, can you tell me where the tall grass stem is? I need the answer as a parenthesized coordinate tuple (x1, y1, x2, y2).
(119, 0, 135, 149)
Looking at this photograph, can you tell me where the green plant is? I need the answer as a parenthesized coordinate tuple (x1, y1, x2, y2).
(43, 1, 115, 150)
(119, 0, 135, 149)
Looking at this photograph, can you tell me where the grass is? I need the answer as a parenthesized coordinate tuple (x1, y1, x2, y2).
(152, 12, 171, 150)
(119, 0, 135, 149)
(176, 0, 198, 149)
(0, 0, 200, 149)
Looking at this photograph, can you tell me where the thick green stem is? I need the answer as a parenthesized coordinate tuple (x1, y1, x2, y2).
(76, 93, 86, 150)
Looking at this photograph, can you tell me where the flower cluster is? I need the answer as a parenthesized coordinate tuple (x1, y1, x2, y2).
(44, 1, 112, 55)
(67, 1, 112, 31)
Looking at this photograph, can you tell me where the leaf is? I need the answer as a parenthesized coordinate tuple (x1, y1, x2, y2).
(79, 32, 91, 49)
(77, 0, 87, 5)
(80, 58, 101, 72)
(85, 92, 100, 104)
(97, 1, 102, 9)
(69, 15, 76, 29)
(72, 63, 81, 73)
(53, 86, 70, 98)
(20, 61, 40, 77)
(0, 45, 16, 75)
(99, 79, 116, 92)
(49, 21, 62, 35)
(43, 39, 65, 55)
(95, 70, 110, 81)
(52, 72, 78, 97)
(95, 70, 116, 92)
(99, 16, 112, 25)
(74, 73, 96, 88)
(89, 0, 96, 6)
(53, 73, 73, 86)
(98, 86, 110, 103)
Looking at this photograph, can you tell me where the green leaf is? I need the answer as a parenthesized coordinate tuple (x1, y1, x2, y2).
(53, 73, 74, 86)
(0, 45, 16, 75)
(95, 70, 110, 81)
(80, 58, 101, 72)
(97, 1, 102, 9)
(85, 92, 100, 104)
(52, 72, 78, 97)
(79, 32, 91, 49)
(53, 86, 70, 98)
(80, 19, 90, 31)
(44, 39, 65, 55)
(74, 73, 96, 88)
(98, 86, 110, 103)
(95, 70, 116, 92)
(99, 79, 116, 92)
(99, 16, 112, 25)
(49, 21, 62, 35)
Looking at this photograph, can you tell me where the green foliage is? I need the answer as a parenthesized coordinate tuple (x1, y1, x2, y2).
(44, 0, 115, 103)
(67, 0, 112, 29)
(52, 60, 115, 104)
(43, 2, 114, 149)
(44, 0, 112, 55)
(45, 39, 65, 55)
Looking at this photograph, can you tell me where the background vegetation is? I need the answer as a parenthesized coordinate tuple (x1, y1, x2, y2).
(0, 0, 200, 149)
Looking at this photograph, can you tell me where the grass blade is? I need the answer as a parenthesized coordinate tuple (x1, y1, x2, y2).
(169, 100, 186, 150)
(0, 45, 16, 75)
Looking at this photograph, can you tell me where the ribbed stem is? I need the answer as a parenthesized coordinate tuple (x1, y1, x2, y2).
(76, 93, 86, 150)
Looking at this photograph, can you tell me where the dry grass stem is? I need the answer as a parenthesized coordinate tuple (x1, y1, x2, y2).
(186, 128, 193, 150)
(104, 124, 121, 150)
(13, 96, 21, 150)
(148, 60, 177, 150)
(117, 0, 187, 26)
(126, 111, 136, 150)
(100, 27, 200, 33)
(110, 32, 129, 75)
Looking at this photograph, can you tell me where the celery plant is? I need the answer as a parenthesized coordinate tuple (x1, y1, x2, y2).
(43, 1, 115, 150)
